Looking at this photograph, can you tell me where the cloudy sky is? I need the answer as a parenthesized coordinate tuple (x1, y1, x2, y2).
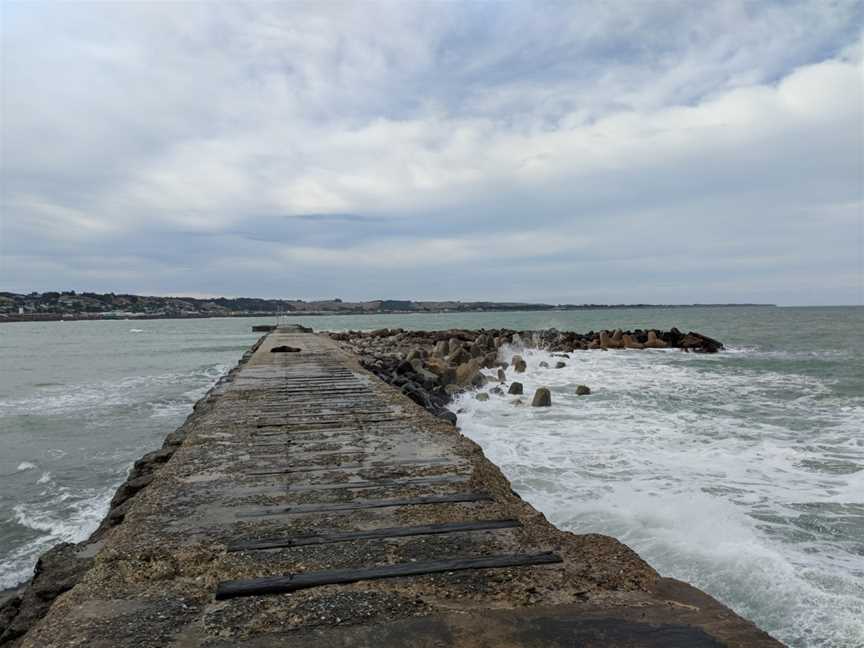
(2, 1, 862, 305)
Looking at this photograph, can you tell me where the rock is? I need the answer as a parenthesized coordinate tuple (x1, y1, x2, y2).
(645, 331, 668, 349)
(555, 361, 566, 368)
(508, 382, 523, 395)
(576, 385, 591, 395)
(511, 398, 524, 406)
(475, 393, 489, 402)
(511, 333, 524, 347)
(512, 355, 527, 373)
(448, 338, 461, 354)
(531, 387, 552, 407)
(622, 334, 644, 350)
(482, 352, 499, 369)
(455, 358, 485, 386)
(432, 340, 449, 356)
(552, 353, 570, 358)
(0, 542, 94, 644)
(270, 345, 301, 353)
(437, 410, 457, 425)
(679, 332, 724, 353)
(490, 386, 504, 395)
(539, 361, 549, 368)
(497, 368, 506, 383)
(444, 384, 463, 396)
(448, 346, 471, 366)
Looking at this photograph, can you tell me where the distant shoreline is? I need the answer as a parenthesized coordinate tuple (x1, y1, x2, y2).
(0, 303, 779, 324)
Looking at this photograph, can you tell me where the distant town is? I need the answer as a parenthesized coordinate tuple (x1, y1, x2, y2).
(0, 291, 775, 322)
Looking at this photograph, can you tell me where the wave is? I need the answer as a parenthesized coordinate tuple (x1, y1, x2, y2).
(454, 346, 864, 647)
(0, 364, 228, 417)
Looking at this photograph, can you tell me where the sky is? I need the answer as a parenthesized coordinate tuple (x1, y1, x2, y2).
(1, 1, 862, 305)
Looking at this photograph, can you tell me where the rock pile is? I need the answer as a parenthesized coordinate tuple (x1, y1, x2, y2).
(329, 325, 723, 423)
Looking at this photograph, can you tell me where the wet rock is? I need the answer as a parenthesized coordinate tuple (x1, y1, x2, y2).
(531, 387, 552, 407)
(539, 361, 549, 368)
(511, 398, 524, 406)
(475, 393, 489, 402)
(436, 410, 457, 425)
(443, 384, 463, 397)
(455, 358, 485, 386)
(555, 361, 567, 368)
(448, 346, 471, 366)
(490, 386, 504, 395)
(645, 330, 668, 348)
(497, 368, 506, 383)
(622, 334, 644, 350)
(576, 385, 591, 396)
(512, 355, 527, 373)
(0, 543, 94, 645)
(508, 382, 523, 395)
(432, 340, 449, 357)
(270, 345, 301, 353)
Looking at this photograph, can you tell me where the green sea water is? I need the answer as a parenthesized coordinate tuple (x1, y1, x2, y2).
(0, 306, 861, 646)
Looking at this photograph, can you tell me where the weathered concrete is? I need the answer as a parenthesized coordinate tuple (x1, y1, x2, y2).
(20, 327, 780, 647)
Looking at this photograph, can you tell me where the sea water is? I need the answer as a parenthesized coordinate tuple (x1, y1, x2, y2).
(0, 307, 861, 646)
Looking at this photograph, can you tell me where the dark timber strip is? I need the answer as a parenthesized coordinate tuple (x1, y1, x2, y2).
(246, 457, 456, 475)
(215, 552, 562, 599)
(227, 519, 522, 552)
(286, 475, 468, 492)
(236, 492, 494, 517)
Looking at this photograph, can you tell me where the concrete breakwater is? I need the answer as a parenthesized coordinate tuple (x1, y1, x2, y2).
(2, 326, 778, 647)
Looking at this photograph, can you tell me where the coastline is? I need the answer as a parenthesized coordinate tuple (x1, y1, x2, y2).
(2, 326, 780, 648)
(0, 304, 777, 324)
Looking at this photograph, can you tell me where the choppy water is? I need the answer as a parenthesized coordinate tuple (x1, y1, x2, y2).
(0, 308, 862, 646)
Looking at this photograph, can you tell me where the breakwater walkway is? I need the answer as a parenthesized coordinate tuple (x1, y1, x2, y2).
(20, 327, 780, 647)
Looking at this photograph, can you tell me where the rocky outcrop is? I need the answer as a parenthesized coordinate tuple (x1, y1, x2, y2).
(329, 326, 724, 428)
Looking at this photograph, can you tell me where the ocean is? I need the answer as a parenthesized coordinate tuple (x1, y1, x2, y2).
(0, 307, 861, 647)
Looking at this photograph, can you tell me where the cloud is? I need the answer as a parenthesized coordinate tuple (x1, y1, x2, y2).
(1, 1, 861, 304)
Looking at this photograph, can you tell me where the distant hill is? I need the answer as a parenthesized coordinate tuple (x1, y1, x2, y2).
(0, 291, 775, 321)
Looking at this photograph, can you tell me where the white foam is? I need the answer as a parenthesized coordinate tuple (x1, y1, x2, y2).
(129, 328, 145, 333)
(16, 461, 36, 472)
(456, 346, 864, 648)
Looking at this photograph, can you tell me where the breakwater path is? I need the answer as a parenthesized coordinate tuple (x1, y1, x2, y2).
(20, 327, 780, 647)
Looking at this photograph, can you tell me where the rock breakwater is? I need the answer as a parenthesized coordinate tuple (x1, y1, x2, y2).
(328, 326, 722, 424)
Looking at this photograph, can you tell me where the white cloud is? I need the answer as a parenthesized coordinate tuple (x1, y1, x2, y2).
(1, 2, 861, 303)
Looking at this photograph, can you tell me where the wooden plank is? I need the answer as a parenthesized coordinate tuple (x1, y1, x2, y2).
(236, 492, 493, 517)
(215, 552, 562, 599)
(227, 518, 521, 552)
(286, 475, 468, 492)
(246, 457, 456, 475)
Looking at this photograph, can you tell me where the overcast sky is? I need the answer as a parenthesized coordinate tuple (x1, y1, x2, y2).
(1, 1, 862, 305)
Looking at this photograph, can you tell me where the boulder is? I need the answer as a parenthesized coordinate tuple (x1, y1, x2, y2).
(645, 331, 668, 349)
(512, 355, 527, 373)
(531, 387, 552, 407)
(432, 340, 449, 357)
(508, 382, 523, 395)
(490, 386, 504, 395)
(455, 357, 485, 386)
(622, 334, 644, 350)
(475, 393, 490, 402)
(576, 385, 591, 396)
(539, 361, 549, 368)
(555, 361, 567, 368)
(511, 398, 524, 406)
(448, 346, 471, 366)
(497, 368, 506, 383)
(437, 410, 457, 425)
